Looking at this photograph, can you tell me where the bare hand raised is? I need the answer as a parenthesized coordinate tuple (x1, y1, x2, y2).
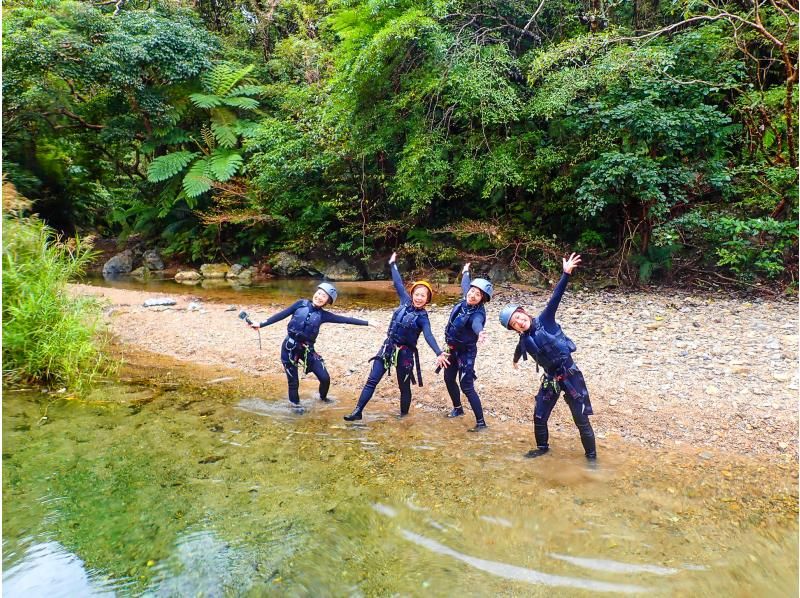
(462, 262, 471, 274)
(563, 252, 582, 275)
(388, 252, 397, 265)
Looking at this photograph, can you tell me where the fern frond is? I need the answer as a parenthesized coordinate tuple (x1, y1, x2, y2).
(147, 151, 199, 182)
(211, 123, 238, 148)
(221, 96, 260, 110)
(201, 125, 216, 150)
(208, 149, 244, 182)
(182, 158, 213, 198)
(189, 93, 223, 109)
(229, 84, 267, 97)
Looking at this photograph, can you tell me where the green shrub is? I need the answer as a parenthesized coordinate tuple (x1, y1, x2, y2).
(2, 213, 110, 391)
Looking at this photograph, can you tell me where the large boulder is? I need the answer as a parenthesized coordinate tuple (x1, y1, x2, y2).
(200, 263, 230, 279)
(324, 259, 362, 281)
(102, 250, 134, 277)
(364, 256, 389, 280)
(487, 262, 517, 284)
(269, 252, 322, 277)
(227, 263, 245, 277)
(175, 269, 201, 282)
(142, 249, 164, 271)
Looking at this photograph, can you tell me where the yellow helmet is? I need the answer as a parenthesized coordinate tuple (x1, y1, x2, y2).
(409, 280, 433, 304)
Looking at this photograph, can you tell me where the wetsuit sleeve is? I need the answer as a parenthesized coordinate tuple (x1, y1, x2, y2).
(259, 300, 303, 327)
(418, 313, 443, 355)
(471, 310, 485, 335)
(391, 263, 411, 303)
(320, 311, 368, 326)
(513, 338, 523, 364)
(461, 271, 471, 297)
(538, 273, 570, 333)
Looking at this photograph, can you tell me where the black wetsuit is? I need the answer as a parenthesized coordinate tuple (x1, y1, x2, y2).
(514, 273, 596, 458)
(350, 264, 442, 416)
(259, 300, 368, 404)
(442, 272, 486, 425)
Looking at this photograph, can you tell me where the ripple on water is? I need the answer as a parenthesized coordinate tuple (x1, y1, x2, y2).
(400, 529, 650, 594)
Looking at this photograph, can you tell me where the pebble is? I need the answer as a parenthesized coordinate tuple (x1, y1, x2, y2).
(705, 385, 719, 395)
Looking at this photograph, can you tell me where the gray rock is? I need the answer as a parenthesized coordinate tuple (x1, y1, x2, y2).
(364, 257, 389, 280)
(269, 252, 322, 277)
(200, 263, 230, 279)
(142, 249, 164, 271)
(175, 270, 201, 282)
(324, 259, 362, 281)
(487, 263, 516, 284)
(228, 264, 245, 277)
(143, 297, 177, 307)
(102, 250, 134, 277)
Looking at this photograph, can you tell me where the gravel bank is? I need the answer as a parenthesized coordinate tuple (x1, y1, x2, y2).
(71, 283, 799, 460)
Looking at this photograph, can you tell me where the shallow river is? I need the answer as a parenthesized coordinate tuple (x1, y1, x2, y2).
(82, 275, 462, 309)
(3, 353, 797, 596)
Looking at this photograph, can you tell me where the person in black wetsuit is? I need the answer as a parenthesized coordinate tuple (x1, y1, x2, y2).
(343, 253, 448, 421)
(498, 253, 597, 462)
(440, 262, 492, 432)
(251, 282, 369, 410)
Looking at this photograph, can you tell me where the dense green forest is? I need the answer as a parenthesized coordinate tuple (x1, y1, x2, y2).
(3, 0, 797, 286)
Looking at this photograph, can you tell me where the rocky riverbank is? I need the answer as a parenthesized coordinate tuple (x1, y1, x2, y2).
(71, 283, 799, 461)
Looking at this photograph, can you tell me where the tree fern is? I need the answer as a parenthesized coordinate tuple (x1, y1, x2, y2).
(147, 151, 199, 182)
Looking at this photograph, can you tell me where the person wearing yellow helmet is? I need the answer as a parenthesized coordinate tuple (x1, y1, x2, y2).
(344, 252, 448, 421)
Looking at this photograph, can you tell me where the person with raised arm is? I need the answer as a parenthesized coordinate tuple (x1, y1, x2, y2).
(439, 262, 492, 431)
(343, 253, 448, 421)
(498, 253, 596, 463)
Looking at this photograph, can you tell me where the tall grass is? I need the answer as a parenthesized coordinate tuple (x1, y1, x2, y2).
(3, 194, 110, 391)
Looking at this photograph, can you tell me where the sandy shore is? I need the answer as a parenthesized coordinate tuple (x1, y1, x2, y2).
(71, 283, 799, 461)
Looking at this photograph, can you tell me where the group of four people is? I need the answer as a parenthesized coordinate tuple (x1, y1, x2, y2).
(248, 252, 596, 462)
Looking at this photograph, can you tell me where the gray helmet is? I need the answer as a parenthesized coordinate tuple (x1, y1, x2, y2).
(470, 278, 493, 301)
(317, 282, 338, 304)
(499, 304, 521, 329)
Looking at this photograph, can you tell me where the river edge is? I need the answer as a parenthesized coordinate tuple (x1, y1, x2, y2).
(69, 282, 799, 463)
